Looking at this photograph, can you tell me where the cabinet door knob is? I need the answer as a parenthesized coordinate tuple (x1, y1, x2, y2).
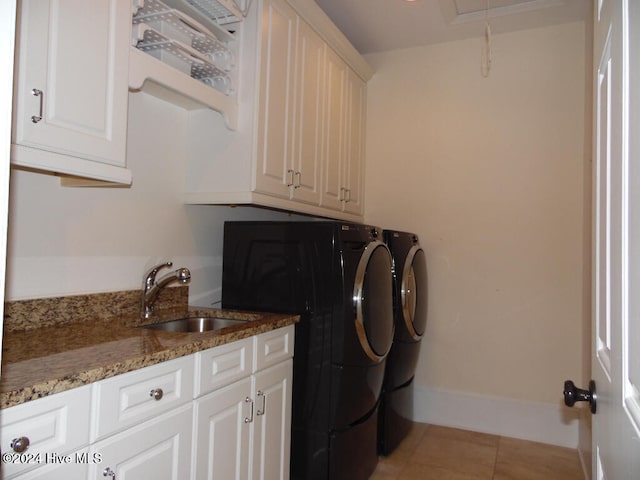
(294, 171, 301, 189)
(31, 88, 43, 123)
(10, 436, 30, 453)
(286, 169, 295, 187)
(103, 467, 116, 478)
(149, 388, 164, 401)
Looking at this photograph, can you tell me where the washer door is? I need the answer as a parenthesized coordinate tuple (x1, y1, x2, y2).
(353, 240, 394, 362)
(401, 246, 428, 339)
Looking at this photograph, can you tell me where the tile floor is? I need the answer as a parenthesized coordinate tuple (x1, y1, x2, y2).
(371, 423, 585, 480)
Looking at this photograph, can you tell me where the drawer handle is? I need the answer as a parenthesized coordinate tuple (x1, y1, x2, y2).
(149, 388, 164, 401)
(103, 467, 116, 478)
(10, 436, 30, 453)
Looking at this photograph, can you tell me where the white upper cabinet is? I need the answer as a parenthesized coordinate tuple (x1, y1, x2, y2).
(291, 19, 324, 205)
(254, 0, 323, 206)
(254, 0, 298, 200)
(321, 46, 346, 212)
(184, 0, 371, 221)
(12, 0, 132, 184)
(321, 50, 365, 215)
(342, 67, 365, 215)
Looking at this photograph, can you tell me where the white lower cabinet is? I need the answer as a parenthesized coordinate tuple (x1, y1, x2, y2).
(250, 360, 293, 480)
(89, 404, 193, 479)
(9, 450, 89, 480)
(0, 385, 92, 479)
(193, 377, 252, 479)
(91, 355, 194, 442)
(193, 326, 294, 480)
(193, 361, 293, 480)
(0, 326, 294, 480)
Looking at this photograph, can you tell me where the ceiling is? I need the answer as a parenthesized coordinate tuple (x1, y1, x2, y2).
(313, 0, 590, 55)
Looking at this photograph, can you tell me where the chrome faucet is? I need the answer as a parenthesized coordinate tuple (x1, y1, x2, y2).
(141, 261, 191, 319)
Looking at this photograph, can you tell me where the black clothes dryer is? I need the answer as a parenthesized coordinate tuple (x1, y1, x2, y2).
(222, 221, 394, 480)
(378, 230, 428, 455)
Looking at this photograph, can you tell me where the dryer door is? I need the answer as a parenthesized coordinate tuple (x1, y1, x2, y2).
(402, 246, 428, 339)
(353, 240, 394, 362)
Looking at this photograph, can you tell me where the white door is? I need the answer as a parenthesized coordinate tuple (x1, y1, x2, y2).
(0, 0, 16, 371)
(591, 0, 640, 477)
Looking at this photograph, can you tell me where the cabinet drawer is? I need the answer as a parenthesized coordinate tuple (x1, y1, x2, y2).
(194, 337, 253, 397)
(91, 355, 194, 441)
(254, 325, 295, 372)
(0, 385, 91, 478)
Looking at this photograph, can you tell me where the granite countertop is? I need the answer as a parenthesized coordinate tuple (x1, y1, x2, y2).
(0, 307, 299, 409)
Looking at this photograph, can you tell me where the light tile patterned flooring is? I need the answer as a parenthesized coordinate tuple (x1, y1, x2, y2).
(371, 423, 584, 480)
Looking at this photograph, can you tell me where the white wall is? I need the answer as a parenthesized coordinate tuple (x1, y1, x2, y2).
(6, 92, 298, 304)
(364, 21, 589, 447)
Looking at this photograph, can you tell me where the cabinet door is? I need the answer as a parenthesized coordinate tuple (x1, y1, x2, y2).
(321, 47, 346, 211)
(342, 68, 365, 215)
(290, 19, 324, 205)
(89, 404, 192, 480)
(12, 0, 131, 183)
(250, 359, 293, 480)
(193, 377, 252, 480)
(254, 0, 297, 199)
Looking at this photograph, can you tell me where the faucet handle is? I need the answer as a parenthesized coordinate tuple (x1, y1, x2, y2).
(144, 262, 173, 288)
(175, 267, 191, 284)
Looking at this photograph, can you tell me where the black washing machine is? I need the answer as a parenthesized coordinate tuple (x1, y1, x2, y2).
(378, 230, 428, 455)
(222, 221, 394, 480)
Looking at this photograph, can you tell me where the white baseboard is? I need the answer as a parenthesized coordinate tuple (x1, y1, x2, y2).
(412, 386, 583, 449)
(577, 445, 591, 480)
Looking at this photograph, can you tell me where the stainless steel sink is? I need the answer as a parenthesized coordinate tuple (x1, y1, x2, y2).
(141, 316, 249, 333)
